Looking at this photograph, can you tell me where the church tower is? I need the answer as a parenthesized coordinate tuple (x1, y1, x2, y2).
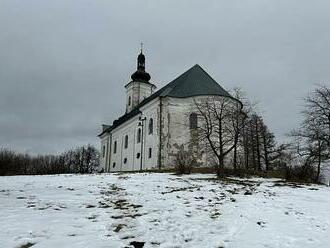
(125, 47, 156, 113)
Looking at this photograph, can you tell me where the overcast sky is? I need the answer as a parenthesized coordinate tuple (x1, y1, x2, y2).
(0, 0, 330, 154)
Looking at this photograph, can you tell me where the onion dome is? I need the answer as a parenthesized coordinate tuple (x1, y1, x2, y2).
(131, 51, 151, 82)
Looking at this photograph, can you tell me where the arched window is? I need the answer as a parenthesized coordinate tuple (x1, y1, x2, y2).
(148, 118, 153, 134)
(124, 135, 128, 149)
(102, 145, 106, 158)
(137, 128, 141, 143)
(189, 113, 198, 129)
(113, 141, 117, 154)
(128, 96, 131, 106)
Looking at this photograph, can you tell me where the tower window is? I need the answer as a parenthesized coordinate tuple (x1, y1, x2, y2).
(148, 148, 152, 158)
(124, 135, 128, 149)
(113, 162, 116, 168)
(189, 113, 198, 130)
(136, 152, 141, 159)
(113, 141, 117, 154)
(124, 158, 127, 164)
(137, 128, 141, 143)
(128, 96, 131, 106)
(148, 118, 153, 135)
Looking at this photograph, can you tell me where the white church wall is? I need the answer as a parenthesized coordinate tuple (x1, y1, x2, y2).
(139, 83, 155, 102)
(109, 98, 159, 172)
(100, 135, 109, 171)
(161, 95, 232, 168)
(125, 81, 156, 113)
(102, 94, 238, 172)
(140, 99, 159, 170)
(161, 97, 197, 167)
(125, 82, 140, 112)
(110, 116, 139, 172)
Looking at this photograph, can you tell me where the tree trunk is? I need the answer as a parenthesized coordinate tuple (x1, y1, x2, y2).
(262, 127, 270, 171)
(218, 119, 224, 176)
(316, 140, 322, 183)
(243, 128, 249, 170)
(255, 118, 262, 171)
(250, 121, 256, 170)
(216, 156, 225, 177)
(233, 144, 237, 171)
(233, 117, 239, 171)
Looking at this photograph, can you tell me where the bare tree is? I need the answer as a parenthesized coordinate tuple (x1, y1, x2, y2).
(243, 114, 260, 171)
(240, 100, 258, 170)
(241, 112, 277, 172)
(259, 117, 276, 171)
(305, 85, 330, 148)
(253, 115, 262, 171)
(194, 96, 244, 177)
(231, 88, 248, 171)
(291, 85, 330, 182)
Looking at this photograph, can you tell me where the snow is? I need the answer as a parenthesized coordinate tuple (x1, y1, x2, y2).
(1, 173, 330, 248)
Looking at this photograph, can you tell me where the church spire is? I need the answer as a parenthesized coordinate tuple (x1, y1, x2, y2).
(131, 45, 151, 82)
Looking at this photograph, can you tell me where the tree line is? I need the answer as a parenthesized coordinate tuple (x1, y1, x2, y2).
(0, 145, 100, 176)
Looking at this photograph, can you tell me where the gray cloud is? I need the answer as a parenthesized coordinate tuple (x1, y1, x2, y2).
(1, 0, 330, 154)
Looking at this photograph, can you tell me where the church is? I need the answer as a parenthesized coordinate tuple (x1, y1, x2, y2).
(98, 49, 239, 172)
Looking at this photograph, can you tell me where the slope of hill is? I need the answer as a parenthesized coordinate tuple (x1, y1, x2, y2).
(0, 173, 329, 248)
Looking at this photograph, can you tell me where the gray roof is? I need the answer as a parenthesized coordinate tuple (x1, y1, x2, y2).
(99, 64, 235, 136)
(157, 64, 231, 98)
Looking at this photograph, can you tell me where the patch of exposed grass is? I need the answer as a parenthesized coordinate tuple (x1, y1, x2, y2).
(113, 223, 126, 232)
(271, 182, 306, 188)
(161, 186, 198, 194)
(210, 210, 221, 219)
(18, 242, 35, 248)
(86, 214, 98, 220)
(85, 204, 96, 208)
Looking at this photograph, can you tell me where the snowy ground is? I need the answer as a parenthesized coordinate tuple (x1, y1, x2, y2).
(1, 173, 330, 248)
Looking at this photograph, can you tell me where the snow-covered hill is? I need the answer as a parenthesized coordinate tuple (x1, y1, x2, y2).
(0, 173, 329, 248)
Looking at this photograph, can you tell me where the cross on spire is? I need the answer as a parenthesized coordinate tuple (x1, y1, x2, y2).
(140, 42, 143, 53)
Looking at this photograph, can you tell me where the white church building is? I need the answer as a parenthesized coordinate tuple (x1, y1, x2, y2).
(98, 50, 239, 172)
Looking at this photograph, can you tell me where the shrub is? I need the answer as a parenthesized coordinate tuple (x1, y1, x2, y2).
(285, 164, 316, 183)
(174, 145, 197, 174)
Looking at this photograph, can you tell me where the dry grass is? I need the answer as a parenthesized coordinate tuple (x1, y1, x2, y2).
(18, 243, 35, 248)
